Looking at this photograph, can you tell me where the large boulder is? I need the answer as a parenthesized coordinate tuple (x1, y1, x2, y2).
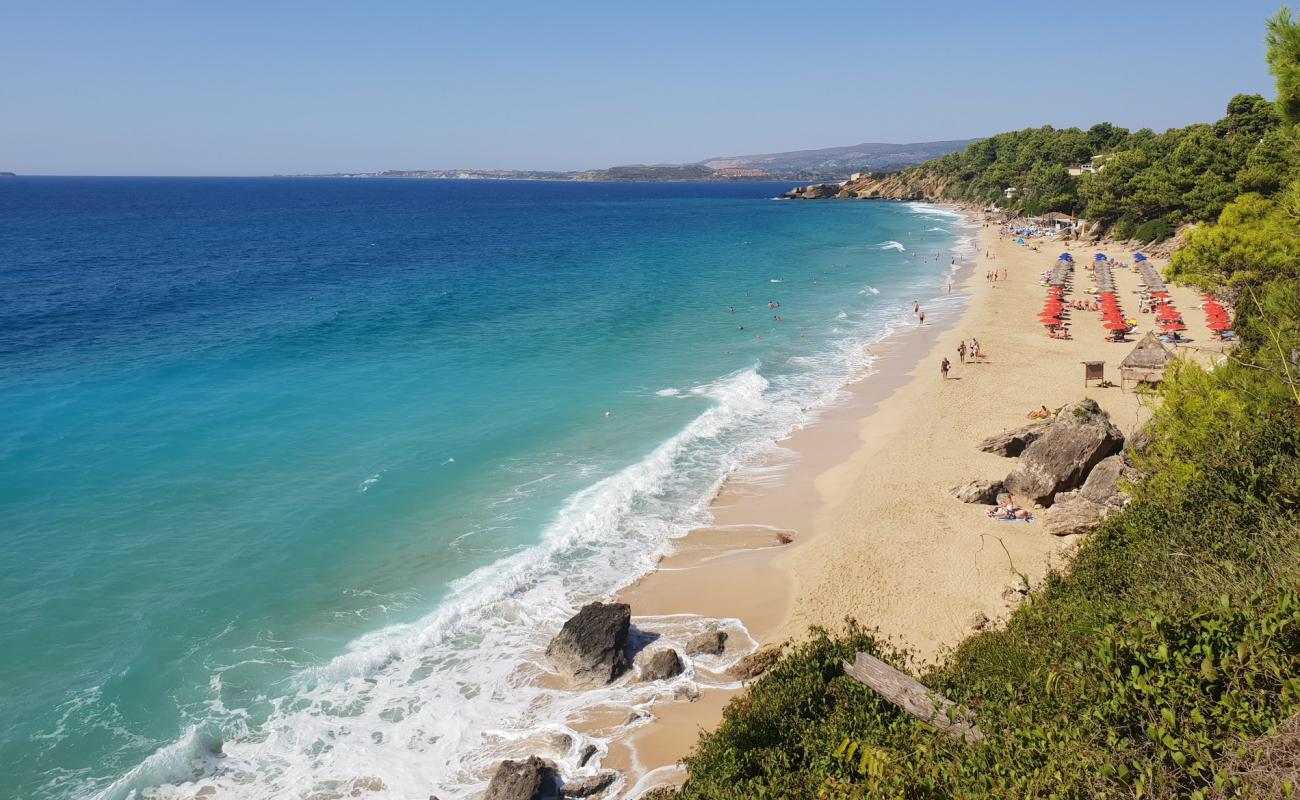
(1042, 494, 1107, 537)
(1003, 400, 1124, 506)
(949, 479, 1004, 504)
(484, 756, 560, 800)
(1081, 454, 1129, 508)
(685, 629, 728, 656)
(639, 648, 684, 681)
(977, 424, 1044, 457)
(561, 771, 618, 798)
(546, 603, 631, 687)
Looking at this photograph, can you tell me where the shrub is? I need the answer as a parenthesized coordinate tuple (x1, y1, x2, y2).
(1133, 217, 1176, 243)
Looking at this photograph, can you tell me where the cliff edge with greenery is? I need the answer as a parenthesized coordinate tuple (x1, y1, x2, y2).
(661, 9, 1300, 799)
(838, 75, 1297, 245)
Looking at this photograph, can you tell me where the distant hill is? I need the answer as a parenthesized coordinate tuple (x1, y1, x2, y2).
(581, 163, 716, 181)
(291, 138, 981, 183)
(702, 139, 980, 176)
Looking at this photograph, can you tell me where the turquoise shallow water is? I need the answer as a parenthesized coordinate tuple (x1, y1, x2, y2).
(0, 178, 969, 799)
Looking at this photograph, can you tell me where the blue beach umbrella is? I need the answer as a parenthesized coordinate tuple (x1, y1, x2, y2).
(1134, 253, 1147, 262)
(1095, 253, 1108, 261)
(1059, 253, 1073, 261)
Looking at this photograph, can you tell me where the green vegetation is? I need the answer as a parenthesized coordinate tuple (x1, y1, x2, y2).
(655, 9, 1300, 798)
(877, 56, 1298, 238)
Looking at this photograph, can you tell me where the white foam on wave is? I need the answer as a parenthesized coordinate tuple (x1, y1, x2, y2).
(102, 228, 966, 800)
(109, 367, 842, 800)
(906, 202, 965, 219)
(879, 241, 906, 252)
(926, 226, 946, 232)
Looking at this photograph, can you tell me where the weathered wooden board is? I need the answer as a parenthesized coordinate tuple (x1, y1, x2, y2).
(842, 652, 984, 743)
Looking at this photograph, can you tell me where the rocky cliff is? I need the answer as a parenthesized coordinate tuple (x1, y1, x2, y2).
(779, 169, 951, 202)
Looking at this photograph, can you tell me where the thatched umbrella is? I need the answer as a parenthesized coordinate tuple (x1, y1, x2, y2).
(1120, 331, 1176, 389)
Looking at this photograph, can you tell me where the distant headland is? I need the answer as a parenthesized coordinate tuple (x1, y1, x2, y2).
(279, 138, 979, 183)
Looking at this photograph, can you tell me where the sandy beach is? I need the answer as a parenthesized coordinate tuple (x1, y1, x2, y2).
(605, 209, 1228, 794)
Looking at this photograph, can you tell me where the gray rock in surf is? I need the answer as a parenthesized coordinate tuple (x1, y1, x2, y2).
(545, 602, 630, 687)
(561, 771, 618, 798)
(639, 648, 684, 681)
(685, 629, 728, 656)
(483, 756, 560, 800)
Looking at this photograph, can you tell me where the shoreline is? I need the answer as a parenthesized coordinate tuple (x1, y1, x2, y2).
(603, 205, 982, 792)
(602, 211, 1228, 796)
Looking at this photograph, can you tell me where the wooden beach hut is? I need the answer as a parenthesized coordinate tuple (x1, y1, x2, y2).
(1119, 332, 1175, 391)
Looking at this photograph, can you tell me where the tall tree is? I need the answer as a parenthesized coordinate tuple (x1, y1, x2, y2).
(1267, 6, 1300, 124)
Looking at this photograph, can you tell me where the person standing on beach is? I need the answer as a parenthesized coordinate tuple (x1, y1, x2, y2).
(958, 341, 967, 363)
(913, 300, 919, 314)
(940, 357, 950, 379)
(919, 311, 926, 325)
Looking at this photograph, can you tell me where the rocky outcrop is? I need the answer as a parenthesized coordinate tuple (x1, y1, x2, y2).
(1041, 493, 1108, 537)
(1080, 455, 1129, 508)
(639, 648, 684, 681)
(977, 424, 1044, 457)
(1003, 400, 1124, 506)
(484, 756, 560, 800)
(841, 170, 951, 202)
(950, 479, 1004, 504)
(546, 603, 631, 687)
(685, 629, 728, 656)
(778, 169, 952, 203)
(561, 772, 618, 798)
(779, 183, 843, 199)
(728, 646, 781, 680)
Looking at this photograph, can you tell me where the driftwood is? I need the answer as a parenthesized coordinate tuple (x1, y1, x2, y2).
(842, 652, 984, 743)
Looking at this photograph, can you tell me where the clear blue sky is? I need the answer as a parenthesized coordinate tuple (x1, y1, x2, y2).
(0, 0, 1285, 175)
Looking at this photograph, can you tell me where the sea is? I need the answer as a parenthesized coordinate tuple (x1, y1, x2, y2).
(0, 177, 973, 799)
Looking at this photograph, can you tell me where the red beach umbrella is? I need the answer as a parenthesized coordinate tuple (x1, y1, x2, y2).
(1151, 291, 1170, 298)
(1155, 306, 1181, 321)
(1208, 320, 1232, 330)
(1105, 321, 1131, 330)
(1161, 321, 1187, 331)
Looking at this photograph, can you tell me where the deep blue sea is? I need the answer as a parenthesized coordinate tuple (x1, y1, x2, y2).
(0, 177, 970, 799)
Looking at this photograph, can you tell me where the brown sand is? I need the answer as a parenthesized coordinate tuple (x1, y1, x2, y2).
(602, 216, 1227, 795)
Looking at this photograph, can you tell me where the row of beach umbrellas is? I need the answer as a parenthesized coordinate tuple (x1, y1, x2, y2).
(1039, 253, 1075, 329)
(1094, 262, 1130, 338)
(1202, 294, 1233, 333)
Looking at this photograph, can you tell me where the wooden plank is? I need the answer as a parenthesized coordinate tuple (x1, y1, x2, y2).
(842, 652, 984, 743)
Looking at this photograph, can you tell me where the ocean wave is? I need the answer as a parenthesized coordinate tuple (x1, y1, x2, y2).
(906, 202, 964, 219)
(878, 241, 906, 252)
(101, 246, 955, 800)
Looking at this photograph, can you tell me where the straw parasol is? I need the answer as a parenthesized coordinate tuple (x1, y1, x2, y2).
(1120, 331, 1176, 390)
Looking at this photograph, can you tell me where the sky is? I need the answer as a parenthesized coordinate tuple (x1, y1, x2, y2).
(0, 0, 1286, 175)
